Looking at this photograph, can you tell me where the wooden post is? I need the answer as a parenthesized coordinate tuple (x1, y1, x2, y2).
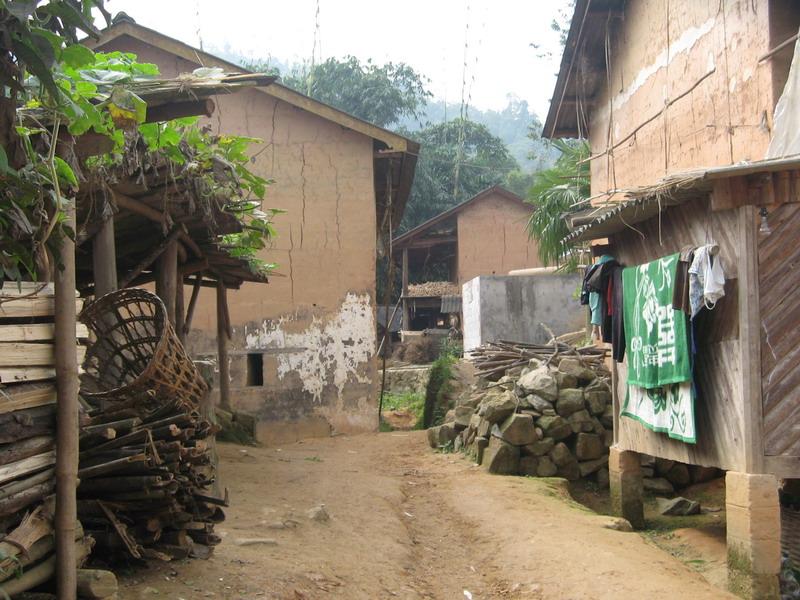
(183, 275, 202, 338)
(175, 282, 185, 345)
(155, 240, 178, 325)
(216, 281, 231, 412)
(92, 217, 116, 297)
(401, 247, 409, 331)
(54, 203, 78, 600)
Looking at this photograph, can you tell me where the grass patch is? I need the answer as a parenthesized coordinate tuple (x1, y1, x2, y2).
(422, 355, 455, 428)
(379, 391, 425, 432)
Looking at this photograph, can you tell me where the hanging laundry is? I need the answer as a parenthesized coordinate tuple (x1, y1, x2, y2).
(585, 255, 614, 339)
(623, 253, 692, 387)
(688, 245, 725, 318)
(671, 245, 696, 315)
(622, 382, 695, 443)
(610, 264, 625, 362)
(622, 253, 695, 443)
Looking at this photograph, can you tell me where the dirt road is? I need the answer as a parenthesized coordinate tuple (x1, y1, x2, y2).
(119, 432, 732, 599)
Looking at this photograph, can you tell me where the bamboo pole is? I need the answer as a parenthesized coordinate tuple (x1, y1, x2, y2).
(216, 281, 231, 412)
(156, 239, 178, 325)
(54, 200, 78, 600)
(183, 275, 202, 338)
(175, 279, 185, 344)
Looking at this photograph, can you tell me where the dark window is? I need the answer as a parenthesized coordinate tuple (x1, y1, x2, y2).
(246, 353, 264, 386)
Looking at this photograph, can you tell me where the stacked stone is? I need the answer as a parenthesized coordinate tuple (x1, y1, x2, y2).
(427, 357, 614, 486)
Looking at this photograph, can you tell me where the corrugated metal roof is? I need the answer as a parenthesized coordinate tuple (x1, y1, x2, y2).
(440, 295, 462, 314)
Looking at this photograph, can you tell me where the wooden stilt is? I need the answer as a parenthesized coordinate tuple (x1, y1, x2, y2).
(401, 247, 410, 331)
(92, 216, 117, 298)
(183, 276, 202, 338)
(54, 202, 78, 600)
(175, 281, 185, 345)
(155, 239, 178, 325)
(216, 281, 231, 412)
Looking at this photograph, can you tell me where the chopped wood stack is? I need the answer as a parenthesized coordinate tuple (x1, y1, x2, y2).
(406, 281, 460, 297)
(77, 288, 223, 563)
(0, 284, 115, 597)
(468, 338, 607, 380)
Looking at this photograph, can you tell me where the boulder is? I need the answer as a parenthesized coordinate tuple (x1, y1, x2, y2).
(482, 440, 520, 475)
(519, 456, 540, 476)
(468, 413, 482, 431)
(536, 415, 572, 441)
(517, 368, 558, 401)
(496, 413, 537, 446)
(665, 463, 691, 488)
(574, 433, 604, 461)
(536, 456, 558, 477)
(603, 429, 613, 448)
(453, 435, 463, 452)
(454, 406, 473, 430)
(590, 416, 605, 435)
(690, 465, 721, 484)
(585, 390, 610, 415)
(480, 391, 517, 424)
(557, 461, 580, 481)
(427, 423, 457, 448)
(654, 458, 676, 476)
(578, 455, 609, 477)
(585, 379, 611, 395)
(596, 467, 610, 488)
(554, 371, 578, 389)
(477, 418, 491, 438)
(601, 404, 614, 429)
(643, 477, 675, 495)
(525, 394, 554, 413)
(641, 466, 655, 478)
(557, 357, 597, 384)
(549, 442, 574, 467)
(444, 409, 455, 423)
(567, 409, 594, 433)
(522, 438, 555, 457)
(657, 497, 701, 516)
(603, 517, 633, 532)
(556, 389, 584, 417)
(474, 436, 489, 464)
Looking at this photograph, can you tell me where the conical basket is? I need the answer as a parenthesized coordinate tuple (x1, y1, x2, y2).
(79, 288, 208, 406)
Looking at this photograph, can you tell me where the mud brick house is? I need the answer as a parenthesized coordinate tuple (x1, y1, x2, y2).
(546, 1, 800, 597)
(88, 19, 419, 443)
(393, 186, 540, 330)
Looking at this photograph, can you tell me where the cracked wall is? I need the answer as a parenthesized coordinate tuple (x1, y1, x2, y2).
(102, 36, 379, 442)
(456, 191, 540, 285)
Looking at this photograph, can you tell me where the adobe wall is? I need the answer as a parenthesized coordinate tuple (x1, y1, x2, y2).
(99, 36, 379, 442)
(589, 0, 781, 197)
(456, 193, 540, 285)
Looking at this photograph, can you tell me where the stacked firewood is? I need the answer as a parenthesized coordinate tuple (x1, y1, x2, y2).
(0, 283, 118, 598)
(76, 394, 224, 561)
(469, 336, 607, 380)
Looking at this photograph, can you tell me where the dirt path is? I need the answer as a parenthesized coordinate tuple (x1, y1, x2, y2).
(119, 432, 733, 599)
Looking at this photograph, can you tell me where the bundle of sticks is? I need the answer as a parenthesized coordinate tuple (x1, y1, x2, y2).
(469, 337, 608, 380)
(76, 392, 224, 562)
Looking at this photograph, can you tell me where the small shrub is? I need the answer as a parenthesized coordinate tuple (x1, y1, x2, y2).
(422, 355, 455, 428)
(394, 336, 440, 364)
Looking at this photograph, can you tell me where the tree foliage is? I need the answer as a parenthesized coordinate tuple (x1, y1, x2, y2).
(399, 118, 518, 231)
(525, 139, 589, 268)
(279, 56, 431, 128)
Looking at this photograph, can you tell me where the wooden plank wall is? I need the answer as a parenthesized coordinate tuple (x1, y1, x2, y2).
(759, 202, 800, 456)
(611, 195, 746, 471)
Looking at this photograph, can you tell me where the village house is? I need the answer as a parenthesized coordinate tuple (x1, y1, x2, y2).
(87, 18, 419, 444)
(545, 1, 800, 597)
(393, 185, 540, 331)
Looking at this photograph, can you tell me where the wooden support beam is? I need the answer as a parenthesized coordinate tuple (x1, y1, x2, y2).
(175, 279, 185, 344)
(156, 239, 178, 325)
(402, 248, 410, 331)
(216, 281, 231, 412)
(145, 99, 215, 124)
(113, 192, 201, 258)
(118, 226, 183, 289)
(179, 259, 209, 277)
(92, 216, 117, 298)
(183, 276, 202, 338)
(54, 201, 78, 600)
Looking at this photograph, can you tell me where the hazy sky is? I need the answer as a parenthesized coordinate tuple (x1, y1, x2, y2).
(103, 0, 568, 119)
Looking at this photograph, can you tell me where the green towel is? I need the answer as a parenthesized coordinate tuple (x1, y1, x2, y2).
(622, 382, 696, 443)
(622, 253, 691, 388)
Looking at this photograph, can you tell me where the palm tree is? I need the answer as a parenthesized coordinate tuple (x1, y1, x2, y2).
(525, 139, 590, 268)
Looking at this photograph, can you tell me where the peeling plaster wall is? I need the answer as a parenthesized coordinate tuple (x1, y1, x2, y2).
(589, 0, 779, 197)
(99, 36, 379, 441)
(456, 193, 540, 285)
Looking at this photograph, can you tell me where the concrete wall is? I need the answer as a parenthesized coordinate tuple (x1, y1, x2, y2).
(456, 192, 540, 285)
(589, 0, 796, 197)
(99, 36, 379, 442)
(462, 274, 585, 352)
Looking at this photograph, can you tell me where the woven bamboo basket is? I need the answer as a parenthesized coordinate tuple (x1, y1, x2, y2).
(79, 288, 208, 406)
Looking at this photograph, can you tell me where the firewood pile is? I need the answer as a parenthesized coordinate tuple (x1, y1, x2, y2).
(468, 336, 606, 380)
(76, 288, 223, 563)
(406, 281, 460, 297)
(0, 284, 116, 597)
